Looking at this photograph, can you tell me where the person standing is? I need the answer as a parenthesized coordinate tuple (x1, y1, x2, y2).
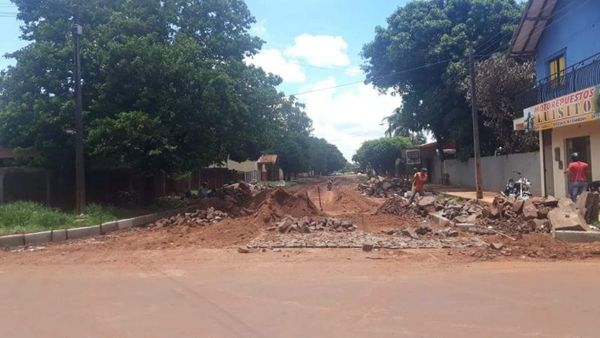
(566, 152, 590, 202)
(409, 168, 428, 204)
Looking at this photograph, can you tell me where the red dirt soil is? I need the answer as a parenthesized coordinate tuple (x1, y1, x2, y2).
(5, 175, 600, 263)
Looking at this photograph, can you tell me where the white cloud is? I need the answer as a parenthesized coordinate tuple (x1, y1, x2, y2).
(284, 34, 351, 67)
(298, 77, 401, 161)
(246, 49, 306, 83)
(345, 66, 362, 77)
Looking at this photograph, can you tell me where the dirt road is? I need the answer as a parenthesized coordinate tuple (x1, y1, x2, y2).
(3, 176, 600, 337)
(1, 249, 600, 337)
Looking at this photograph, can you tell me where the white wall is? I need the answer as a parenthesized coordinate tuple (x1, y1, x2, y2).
(551, 120, 600, 198)
(443, 152, 542, 196)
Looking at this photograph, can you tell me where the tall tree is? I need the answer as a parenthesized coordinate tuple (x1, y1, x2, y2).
(362, 0, 523, 157)
(0, 0, 286, 174)
(463, 54, 538, 154)
(352, 136, 412, 175)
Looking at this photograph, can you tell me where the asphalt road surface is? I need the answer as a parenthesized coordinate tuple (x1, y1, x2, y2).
(1, 249, 600, 337)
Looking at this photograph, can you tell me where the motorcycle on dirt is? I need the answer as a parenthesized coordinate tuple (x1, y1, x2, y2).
(327, 179, 333, 191)
(501, 171, 532, 199)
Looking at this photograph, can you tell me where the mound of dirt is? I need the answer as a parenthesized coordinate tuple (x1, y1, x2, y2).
(253, 188, 321, 224)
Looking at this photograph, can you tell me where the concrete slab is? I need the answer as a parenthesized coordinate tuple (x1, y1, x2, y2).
(429, 211, 451, 226)
(100, 221, 118, 234)
(554, 230, 600, 243)
(52, 229, 67, 242)
(67, 225, 101, 240)
(117, 218, 134, 230)
(24, 231, 52, 245)
(0, 234, 25, 248)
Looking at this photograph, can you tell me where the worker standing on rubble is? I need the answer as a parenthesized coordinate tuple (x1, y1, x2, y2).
(409, 168, 428, 204)
(566, 152, 590, 202)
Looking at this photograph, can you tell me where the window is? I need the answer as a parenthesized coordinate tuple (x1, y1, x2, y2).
(549, 54, 566, 84)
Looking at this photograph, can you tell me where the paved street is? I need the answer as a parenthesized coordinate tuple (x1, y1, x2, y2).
(1, 249, 600, 337)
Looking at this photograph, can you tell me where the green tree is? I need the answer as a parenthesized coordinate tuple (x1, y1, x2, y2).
(352, 136, 412, 175)
(462, 54, 538, 155)
(362, 0, 522, 157)
(307, 137, 347, 175)
(0, 0, 285, 174)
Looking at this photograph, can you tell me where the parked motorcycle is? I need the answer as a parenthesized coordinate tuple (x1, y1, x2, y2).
(501, 171, 532, 199)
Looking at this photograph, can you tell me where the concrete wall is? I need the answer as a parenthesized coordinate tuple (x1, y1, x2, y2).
(226, 159, 258, 172)
(443, 152, 542, 196)
(550, 119, 600, 199)
(535, 0, 600, 79)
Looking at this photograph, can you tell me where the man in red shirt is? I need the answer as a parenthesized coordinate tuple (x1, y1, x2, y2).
(566, 152, 591, 202)
(409, 168, 428, 204)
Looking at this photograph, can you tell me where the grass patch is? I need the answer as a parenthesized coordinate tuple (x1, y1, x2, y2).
(0, 201, 123, 235)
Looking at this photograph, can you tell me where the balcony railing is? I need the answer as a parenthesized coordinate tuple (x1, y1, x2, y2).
(515, 51, 600, 115)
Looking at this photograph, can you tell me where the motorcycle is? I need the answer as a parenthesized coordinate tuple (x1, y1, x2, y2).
(501, 171, 532, 199)
(327, 179, 333, 191)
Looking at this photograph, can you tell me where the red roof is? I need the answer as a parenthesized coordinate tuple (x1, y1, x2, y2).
(258, 154, 278, 164)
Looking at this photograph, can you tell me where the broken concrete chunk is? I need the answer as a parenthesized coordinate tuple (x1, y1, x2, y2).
(415, 225, 432, 236)
(548, 205, 589, 232)
(401, 228, 419, 239)
(544, 195, 559, 207)
(417, 196, 437, 208)
(522, 200, 538, 220)
(513, 199, 525, 213)
(490, 242, 504, 250)
(558, 197, 577, 211)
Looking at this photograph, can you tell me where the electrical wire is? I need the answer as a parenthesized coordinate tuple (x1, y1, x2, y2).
(290, 58, 456, 96)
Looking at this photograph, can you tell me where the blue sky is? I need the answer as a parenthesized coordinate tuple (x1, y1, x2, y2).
(0, 0, 410, 160)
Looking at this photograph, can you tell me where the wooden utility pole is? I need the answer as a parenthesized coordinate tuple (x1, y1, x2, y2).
(73, 18, 86, 214)
(469, 54, 483, 200)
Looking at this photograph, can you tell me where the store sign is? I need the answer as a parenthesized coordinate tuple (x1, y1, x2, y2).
(523, 85, 600, 131)
(405, 149, 421, 165)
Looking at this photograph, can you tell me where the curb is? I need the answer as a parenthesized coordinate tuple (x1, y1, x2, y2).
(554, 230, 600, 243)
(0, 206, 192, 249)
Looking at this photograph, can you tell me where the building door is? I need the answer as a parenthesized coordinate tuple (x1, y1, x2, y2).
(565, 136, 592, 190)
(543, 130, 554, 196)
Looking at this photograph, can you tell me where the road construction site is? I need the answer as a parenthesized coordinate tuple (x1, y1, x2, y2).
(3, 176, 600, 337)
(4, 175, 598, 260)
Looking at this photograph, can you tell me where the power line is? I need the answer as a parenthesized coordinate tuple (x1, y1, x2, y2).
(290, 58, 455, 96)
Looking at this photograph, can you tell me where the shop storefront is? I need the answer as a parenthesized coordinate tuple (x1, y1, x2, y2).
(515, 85, 600, 197)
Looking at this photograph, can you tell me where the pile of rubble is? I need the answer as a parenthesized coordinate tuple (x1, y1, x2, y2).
(357, 176, 410, 198)
(247, 229, 486, 249)
(428, 195, 558, 234)
(378, 193, 564, 235)
(381, 225, 459, 239)
(432, 197, 485, 224)
(217, 181, 255, 204)
(268, 216, 356, 233)
(152, 207, 229, 228)
(377, 196, 427, 217)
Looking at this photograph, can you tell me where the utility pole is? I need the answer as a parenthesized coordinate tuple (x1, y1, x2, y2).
(469, 54, 483, 200)
(73, 18, 86, 214)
